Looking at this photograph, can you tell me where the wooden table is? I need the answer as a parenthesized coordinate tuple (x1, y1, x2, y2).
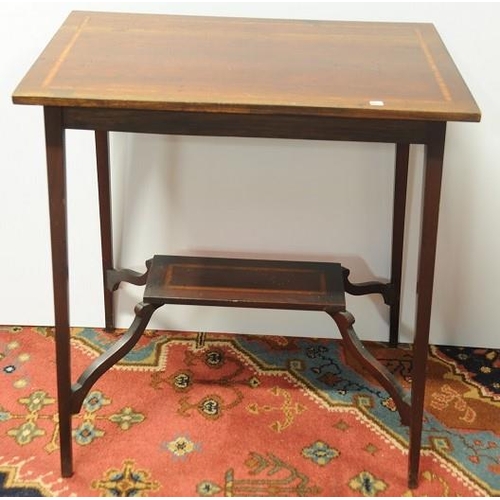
(12, 11, 480, 488)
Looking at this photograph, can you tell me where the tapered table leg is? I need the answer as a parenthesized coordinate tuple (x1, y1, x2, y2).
(390, 143, 410, 347)
(408, 123, 446, 488)
(95, 130, 114, 332)
(44, 106, 73, 478)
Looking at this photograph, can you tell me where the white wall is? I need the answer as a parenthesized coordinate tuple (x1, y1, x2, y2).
(1, 2, 499, 347)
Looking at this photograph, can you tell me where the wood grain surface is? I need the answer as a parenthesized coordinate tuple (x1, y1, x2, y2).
(13, 11, 480, 121)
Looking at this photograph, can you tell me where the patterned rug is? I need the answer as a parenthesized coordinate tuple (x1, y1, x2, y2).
(0, 325, 498, 496)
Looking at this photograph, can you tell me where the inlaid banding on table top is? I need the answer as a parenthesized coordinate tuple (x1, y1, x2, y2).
(12, 11, 480, 122)
(166, 263, 327, 294)
(42, 15, 90, 88)
(414, 28, 452, 102)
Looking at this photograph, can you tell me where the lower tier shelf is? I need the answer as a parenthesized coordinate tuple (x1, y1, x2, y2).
(144, 254, 346, 312)
(72, 254, 410, 436)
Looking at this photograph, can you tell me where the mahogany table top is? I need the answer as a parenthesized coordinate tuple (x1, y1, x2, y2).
(13, 11, 480, 122)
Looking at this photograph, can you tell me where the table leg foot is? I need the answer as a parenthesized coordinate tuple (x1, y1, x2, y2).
(103, 289, 115, 333)
(60, 451, 74, 478)
(58, 409, 73, 478)
(408, 470, 418, 490)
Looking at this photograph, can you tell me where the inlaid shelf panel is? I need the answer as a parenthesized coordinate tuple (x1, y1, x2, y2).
(144, 255, 346, 311)
(71, 255, 410, 435)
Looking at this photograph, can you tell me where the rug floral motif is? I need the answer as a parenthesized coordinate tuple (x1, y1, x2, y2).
(0, 325, 498, 496)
